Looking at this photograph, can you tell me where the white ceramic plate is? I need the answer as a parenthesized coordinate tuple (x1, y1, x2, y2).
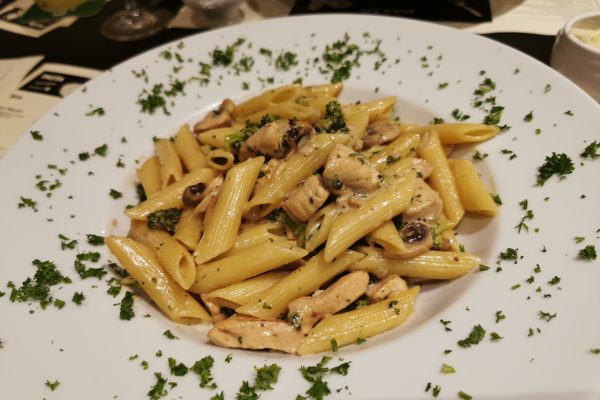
(1, 15, 599, 400)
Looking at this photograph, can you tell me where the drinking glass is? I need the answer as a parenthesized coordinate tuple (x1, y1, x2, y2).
(101, 0, 171, 41)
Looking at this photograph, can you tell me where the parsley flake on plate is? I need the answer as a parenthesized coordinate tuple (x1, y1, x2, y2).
(457, 324, 486, 348)
(578, 245, 597, 260)
(163, 329, 178, 340)
(119, 291, 135, 320)
(536, 152, 574, 186)
(190, 356, 216, 388)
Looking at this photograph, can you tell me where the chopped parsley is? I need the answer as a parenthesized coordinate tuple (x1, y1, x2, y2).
(168, 357, 189, 376)
(225, 354, 232, 363)
(45, 379, 60, 391)
(490, 332, 503, 341)
(8, 259, 71, 309)
(499, 248, 518, 261)
(457, 390, 473, 400)
(523, 111, 533, 122)
(457, 324, 486, 348)
(86, 234, 105, 246)
(106, 277, 121, 297)
(191, 356, 216, 388)
(495, 310, 506, 323)
(275, 51, 299, 71)
(94, 144, 108, 157)
(536, 152, 574, 186)
(330, 338, 338, 352)
(30, 130, 43, 141)
(119, 291, 135, 320)
(109, 189, 122, 199)
(483, 105, 504, 125)
(438, 82, 449, 89)
(322, 33, 361, 83)
(591, 348, 600, 354)
(440, 363, 455, 374)
(85, 106, 105, 117)
(578, 245, 597, 260)
(254, 363, 281, 390)
(163, 329, 179, 340)
(564, 110, 574, 116)
(472, 150, 488, 160)
(147, 372, 168, 400)
(451, 108, 470, 121)
(147, 208, 181, 235)
(18, 196, 38, 212)
(298, 356, 350, 399)
(547, 276, 561, 285)
(74, 252, 105, 279)
(211, 37, 245, 66)
(58, 234, 77, 250)
(72, 291, 85, 305)
(580, 141, 599, 159)
(539, 310, 557, 322)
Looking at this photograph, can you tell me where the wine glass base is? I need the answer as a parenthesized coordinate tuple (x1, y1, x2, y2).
(101, 8, 171, 41)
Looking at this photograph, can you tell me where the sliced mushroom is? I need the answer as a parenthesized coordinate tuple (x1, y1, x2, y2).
(193, 176, 224, 216)
(193, 99, 235, 133)
(386, 221, 433, 259)
(207, 315, 303, 354)
(182, 182, 206, 207)
(363, 120, 402, 148)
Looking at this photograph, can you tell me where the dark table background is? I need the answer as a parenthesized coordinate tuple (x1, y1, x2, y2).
(0, 0, 556, 71)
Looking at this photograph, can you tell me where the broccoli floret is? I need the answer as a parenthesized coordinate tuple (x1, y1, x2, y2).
(318, 101, 347, 133)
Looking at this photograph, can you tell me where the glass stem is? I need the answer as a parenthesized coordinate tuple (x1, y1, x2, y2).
(124, 0, 137, 11)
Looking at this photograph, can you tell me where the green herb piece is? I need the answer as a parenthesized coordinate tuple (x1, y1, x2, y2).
(581, 141, 599, 159)
(190, 355, 216, 388)
(119, 291, 135, 320)
(58, 234, 78, 250)
(53, 298, 65, 309)
(94, 144, 108, 157)
(255, 363, 281, 391)
(523, 111, 533, 122)
(495, 310, 506, 323)
(432, 385, 441, 397)
(578, 245, 597, 260)
(536, 152, 574, 186)
(9, 259, 71, 309)
(451, 108, 470, 121)
(45, 379, 60, 391)
(236, 380, 258, 400)
(547, 276, 561, 285)
(483, 105, 504, 125)
(438, 82, 449, 89)
(457, 324, 486, 348)
(18, 196, 38, 212)
(318, 101, 347, 132)
(440, 319, 452, 332)
(72, 291, 85, 305)
(86, 107, 105, 117)
(138, 84, 168, 115)
(168, 357, 188, 376)
(74, 252, 105, 279)
(490, 332, 503, 341)
(31, 130, 43, 141)
(564, 110, 574, 116)
(457, 391, 473, 400)
(275, 51, 299, 71)
(491, 194, 502, 205)
(210, 392, 225, 400)
(322, 33, 362, 83)
(109, 189, 122, 199)
(539, 310, 557, 322)
(211, 37, 245, 66)
(129, 354, 138, 361)
(78, 152, 90, 161)
(147, 208, 181, 235)
(225, 354, 232, 363)
(479, 264, 490, 272)
(499, 248, 518, 261)
(86, 234, 104, 245)
(147, 372, 168, 400)
(440, 363, 455, 374)
(356, 338, 366, 344)
(141, 360, 149, 370)
(591, 348, 600, 354)
(330, 338, 338, 352)
(163, 329, 178, 340)
(472, 150, 488, 160)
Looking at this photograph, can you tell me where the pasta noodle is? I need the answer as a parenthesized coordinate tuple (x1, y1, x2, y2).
(107, 83, 499, 355)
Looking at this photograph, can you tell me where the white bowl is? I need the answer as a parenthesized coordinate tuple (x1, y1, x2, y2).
(551, 11, 600, 102)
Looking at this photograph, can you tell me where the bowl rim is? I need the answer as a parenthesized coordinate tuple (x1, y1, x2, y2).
(563, 10, 600, 55)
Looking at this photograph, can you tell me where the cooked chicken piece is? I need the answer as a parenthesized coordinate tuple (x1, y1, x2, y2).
(287, 271, 369, 334)
(335, 190, 368, 208)
(193, 99, 235, 133)
(200, 294, 229, 323)
(404, 178, 443, 223)
(366, 274, 408, 302)
(282, 175, 330, 222)
(413, 158, 433, 179)
(363, 120, 402, 148)
(239, 119, 312, 161)
(208, 315, 303, 354)
(386, 221, 433, 259)
(323, 144, 380, 193)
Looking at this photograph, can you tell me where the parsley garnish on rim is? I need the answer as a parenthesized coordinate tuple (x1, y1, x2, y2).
(190, 356, 216, 388)
(580, 141, 599, 159)
(457, 324, 486, 348)
(30, 130, 43, 141)
(163, 329, 179, 340)
(578, 245, 597, 260)
(8, 259, 71, 309)
(119, 291, 135, 320)
(536, 152, 574, 186)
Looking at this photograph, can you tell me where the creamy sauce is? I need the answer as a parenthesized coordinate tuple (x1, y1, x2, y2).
(571, 27, 600, 49)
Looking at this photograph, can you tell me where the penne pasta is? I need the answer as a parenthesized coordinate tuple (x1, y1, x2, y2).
(174, 124, 209, 171)
(136, 156, 161, 197)
(351, 246, 479, 280)
(105, 236, 210, 322)
(190, 240, 308, 293)
(448, 159, 499, 216)
(194, 156, 264, 264)
(155, 139, 183, 189)
(417, 131, 464, 227)
(298, 286, 419, 355)
(206, 148, 235, 171)
(173, 208, 203, 250)
(125, 168, 218, 219)
(197, 125, 243, 149)
(404, 123, 499, 144)
(208, 271, 290, 307)
(236, 250, 365, 319)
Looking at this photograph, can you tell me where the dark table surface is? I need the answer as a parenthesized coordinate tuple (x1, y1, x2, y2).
(0, 0, 556, 71)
